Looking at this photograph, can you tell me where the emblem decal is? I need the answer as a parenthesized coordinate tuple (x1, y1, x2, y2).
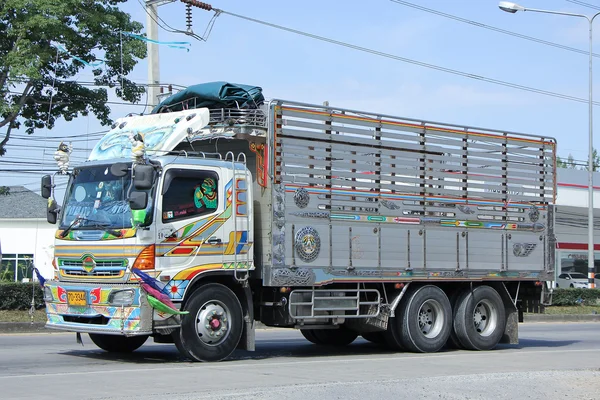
(82, 255, 97, 273)
(295, 226, 321, 263)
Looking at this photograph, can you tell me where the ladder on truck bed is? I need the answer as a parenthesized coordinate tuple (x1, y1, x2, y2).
(226, 151, 250, 282)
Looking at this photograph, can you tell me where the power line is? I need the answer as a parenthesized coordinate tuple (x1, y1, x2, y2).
(136, 0, 207, 43)
(214, 8, 600, 106)
(390, 0, 600, 58)
(136, 0, 219, 42)
(566, 0, 600, 11)
(5, 90, 148, 107)
(10, 135, 105, 143)
(12, 128, 108, 138)
(6, 77, 187, 90)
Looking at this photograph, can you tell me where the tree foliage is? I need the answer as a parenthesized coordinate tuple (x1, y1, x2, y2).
(0, 0, 147, 155)
(557, 149, 600, 171)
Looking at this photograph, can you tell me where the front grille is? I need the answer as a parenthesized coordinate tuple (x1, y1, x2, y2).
(62, 270, 123, 277)
(62, 260, 124, 268)
(59, 259, 127, 278)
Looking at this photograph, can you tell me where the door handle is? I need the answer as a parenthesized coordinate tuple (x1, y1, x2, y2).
(206, 237, 222, 245)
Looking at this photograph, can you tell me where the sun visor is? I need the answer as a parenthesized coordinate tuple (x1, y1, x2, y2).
(88, 109, 210, 161)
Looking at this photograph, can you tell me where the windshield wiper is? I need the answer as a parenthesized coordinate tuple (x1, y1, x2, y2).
(59, 216, 123, 238)
(59, 216, 86, 238)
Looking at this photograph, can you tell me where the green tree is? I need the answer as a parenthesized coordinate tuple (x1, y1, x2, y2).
(0, 0, 147, 155)
(557, 149, 600, 171)
(584, 148, 600, 172)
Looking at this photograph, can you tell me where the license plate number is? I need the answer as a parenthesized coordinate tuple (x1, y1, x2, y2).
(67, 291, 87, 306)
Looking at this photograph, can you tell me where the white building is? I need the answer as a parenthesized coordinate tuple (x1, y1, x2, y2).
(0, 186, 56, 281)
(554, 168, 600, 279)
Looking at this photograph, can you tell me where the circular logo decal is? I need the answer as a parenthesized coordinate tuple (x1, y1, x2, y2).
(295, 226, 321, 263)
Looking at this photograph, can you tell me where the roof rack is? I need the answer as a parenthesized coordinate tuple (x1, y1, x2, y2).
(208, 108, 267, 128)
(154, 96, 267, 128)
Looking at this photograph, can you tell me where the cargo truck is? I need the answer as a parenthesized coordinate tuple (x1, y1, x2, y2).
(40, 82, 555, 361)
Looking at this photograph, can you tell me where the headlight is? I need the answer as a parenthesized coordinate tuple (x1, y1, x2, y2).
(108, 289, 135, 306)
(43, 287, 53, 302)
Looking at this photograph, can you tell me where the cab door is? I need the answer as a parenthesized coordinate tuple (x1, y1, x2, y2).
(155, 167, 227, 284)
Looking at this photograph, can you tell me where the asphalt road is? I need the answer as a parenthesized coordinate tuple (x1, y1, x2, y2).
(1, 323, 600, 400)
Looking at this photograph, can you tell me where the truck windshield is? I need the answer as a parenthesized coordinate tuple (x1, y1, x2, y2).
(60, 164, 152, 230)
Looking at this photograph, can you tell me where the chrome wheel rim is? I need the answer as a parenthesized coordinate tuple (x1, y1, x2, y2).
(417, 299, 444, 338)
(195, 300, 231, 346)
(473, 299, 497, 337)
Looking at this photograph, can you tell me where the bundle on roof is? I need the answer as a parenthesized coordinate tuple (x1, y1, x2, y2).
(152, 81, 264, 114)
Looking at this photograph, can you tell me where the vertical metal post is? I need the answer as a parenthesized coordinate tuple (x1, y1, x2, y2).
(501, 5, 600, 286)
(588, 16, 597, 288)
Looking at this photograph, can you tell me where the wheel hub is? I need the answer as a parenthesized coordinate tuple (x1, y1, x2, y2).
(417, 300, 444, 338)
(195, 301, 230, 346)
(472, 300, 496, 336)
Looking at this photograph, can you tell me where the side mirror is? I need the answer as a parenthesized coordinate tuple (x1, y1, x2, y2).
(133, 165, 154, 190)
(47, 199, 58, 224)
(129, 191, 148, 210)
(110, 162, 129, 177)
(41, 175, 52, 199)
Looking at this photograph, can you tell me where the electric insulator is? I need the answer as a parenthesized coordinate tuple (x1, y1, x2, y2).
(185, 3, 192, 32)
(181, 0, 212, 11)
(196, 1, 212, 11)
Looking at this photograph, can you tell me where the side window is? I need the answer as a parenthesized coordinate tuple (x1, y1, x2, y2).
(162, 170, 219, 222)
(558, 274, 566, 279)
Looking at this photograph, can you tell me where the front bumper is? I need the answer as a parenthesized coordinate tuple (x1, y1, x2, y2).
(44, 281, 153, 336)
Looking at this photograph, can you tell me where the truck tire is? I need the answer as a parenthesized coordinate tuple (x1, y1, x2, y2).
(175, 283, 243, 362)
(300, 327, 358, 346)
(361, 332, 386, 345)
(300, 329, 320, 344)
(453, 285, 506, 351)
(446, 290, 465, 349)
(88, 333, 148, 353)
(390, 285, 452, 353)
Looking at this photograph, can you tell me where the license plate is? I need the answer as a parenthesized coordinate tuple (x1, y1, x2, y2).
(67, 291, 87, 306)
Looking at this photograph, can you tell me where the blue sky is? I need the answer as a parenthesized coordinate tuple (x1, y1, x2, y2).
(3, 0, 599, 197)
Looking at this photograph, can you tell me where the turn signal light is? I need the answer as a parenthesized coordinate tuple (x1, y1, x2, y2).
(394, 283, 405, 289)
(132, 244, 155, 270)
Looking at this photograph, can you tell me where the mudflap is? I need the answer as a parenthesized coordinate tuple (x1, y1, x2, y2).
(237, 283, 255, 351)
(496, 282, 520, 345)
(501, 309, 519, 345)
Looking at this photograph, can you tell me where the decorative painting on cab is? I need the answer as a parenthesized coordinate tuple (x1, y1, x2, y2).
(162, 172, 219, 222)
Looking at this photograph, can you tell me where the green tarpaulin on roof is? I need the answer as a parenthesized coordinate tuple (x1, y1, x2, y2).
(151, 81, 264, 114)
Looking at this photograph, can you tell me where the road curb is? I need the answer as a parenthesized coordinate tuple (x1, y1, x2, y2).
(0, 322, 48, 334)
(523, 314, 600, 323)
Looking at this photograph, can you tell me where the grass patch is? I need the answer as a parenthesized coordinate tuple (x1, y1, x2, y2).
(543, 305, 600, 315)
(0, 309, 47, 323)
(1, 306, 599, 324)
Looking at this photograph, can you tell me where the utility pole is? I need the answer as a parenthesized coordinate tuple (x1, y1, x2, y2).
(145, 1, 177, 107)
(146, 1, 160, 108)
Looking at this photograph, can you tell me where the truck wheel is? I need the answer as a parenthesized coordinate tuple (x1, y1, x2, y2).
(300, 329, 320, 344)
(453, 285, 506, 351)
(390, 285, 452, 353)
(446, 290, 465, 349)
(88, 333, 148, 353)
(361, 332, 386, 345)
(301, 327, 358, 346)
(176, 283, 243, 362)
